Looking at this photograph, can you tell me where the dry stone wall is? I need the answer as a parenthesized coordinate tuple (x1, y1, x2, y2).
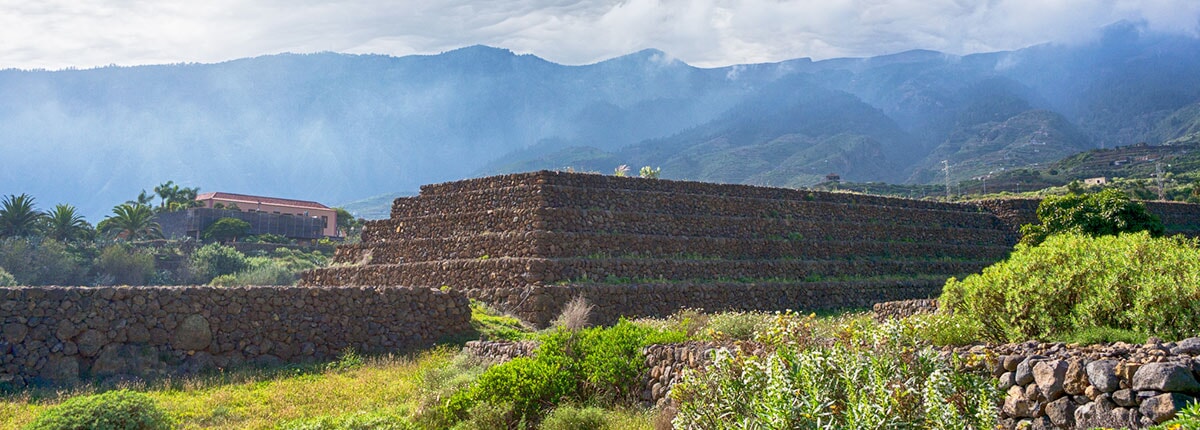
(953, 339, 1200, 429)
(468, 279, 945, 325)
(304, 171, 1024, 326)
(0, 285, 470, 389)
(305, 171, 1200, 326)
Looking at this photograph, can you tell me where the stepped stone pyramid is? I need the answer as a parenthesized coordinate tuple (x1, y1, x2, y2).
(301, 171, 1016, 326)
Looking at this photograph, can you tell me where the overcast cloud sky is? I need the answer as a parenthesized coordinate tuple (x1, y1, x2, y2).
(2, 0, 1199, 70)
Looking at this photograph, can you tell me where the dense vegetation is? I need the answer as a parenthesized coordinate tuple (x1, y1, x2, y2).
(1018, 188, 1164, 245)
(942, 232, 1200, 342)
(0, 184, 349, 287)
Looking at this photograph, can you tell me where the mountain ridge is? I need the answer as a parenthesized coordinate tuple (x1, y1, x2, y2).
(3, 24, 1200, 220)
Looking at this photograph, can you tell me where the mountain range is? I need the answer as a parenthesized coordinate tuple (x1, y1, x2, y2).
(3, 22, 1200, 220)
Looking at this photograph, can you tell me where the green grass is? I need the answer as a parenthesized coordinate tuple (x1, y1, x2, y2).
(1, 348, 453, 429)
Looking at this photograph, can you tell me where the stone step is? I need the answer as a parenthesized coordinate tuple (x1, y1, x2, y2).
(418, 171, 969, 214)
(466, 278, 946, 326)
(335, 231, 1013, 265)
(302, 257, 989, 290)
(362, 208, 1014, 247)
(393, 184, 999, 225)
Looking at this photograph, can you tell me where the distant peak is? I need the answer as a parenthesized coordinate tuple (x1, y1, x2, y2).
(596, 48, 688, 67)
(440, 45, 516, 58)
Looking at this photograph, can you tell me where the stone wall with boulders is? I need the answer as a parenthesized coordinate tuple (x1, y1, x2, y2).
(953, 338, 1200, 429)
(0, 285, 470, 389)
(466, 337, 1200, 428)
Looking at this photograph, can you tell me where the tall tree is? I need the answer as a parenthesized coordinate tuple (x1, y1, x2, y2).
(101, 204, 163, 241)
(43, 204, 92, 242)
(153, 180, 179, 210)
(0, 193, 43, 238)
(127, 190, 155, 206)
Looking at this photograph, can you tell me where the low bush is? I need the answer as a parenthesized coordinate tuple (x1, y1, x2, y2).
(702, 311, 768, 341)
(670, 318, 998, 429)
(550, 296, 593, 331)
(446, 356, 576, 426)
(210, 260, 295, 286)
(1019, 188, 1163, 246)
(941, 232, 1200, 342)
(94, 244, 155, 285)
(441, 320, 685, 428)
(903, 312, 984, 346)
(470, 301, 533, 341)
(190, 243, 248, 283)
(540, 405, 609, 430)
(0, 266, 16, 286)
(24, 389, 174, 430)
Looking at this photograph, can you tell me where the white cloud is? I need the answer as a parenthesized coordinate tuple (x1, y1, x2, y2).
(1, 0, 1198, 70)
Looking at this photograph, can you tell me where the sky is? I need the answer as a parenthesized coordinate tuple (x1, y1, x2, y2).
(2, 0, 1200, 70)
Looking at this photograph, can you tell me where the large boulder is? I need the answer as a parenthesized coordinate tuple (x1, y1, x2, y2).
(1140, 392, 1197, 424)
(1086, 360, 1120, 393)
(173, 314, 212, 351)
(1132, 362, 1200, 393)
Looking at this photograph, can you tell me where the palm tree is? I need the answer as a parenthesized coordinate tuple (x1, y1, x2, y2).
(154, 180, 179, 210)
(102, 204, 163, 240)
(43, 204, 92, 242)
(127, 190, 155, 206)
(0, 193, 43, 238)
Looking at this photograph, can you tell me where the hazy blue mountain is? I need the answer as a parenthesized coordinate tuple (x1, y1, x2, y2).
(3, 23, 1200, 220)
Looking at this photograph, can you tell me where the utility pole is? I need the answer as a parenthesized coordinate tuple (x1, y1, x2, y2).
(1155, 162, 1167, 200)
(942, 160, 952, 199)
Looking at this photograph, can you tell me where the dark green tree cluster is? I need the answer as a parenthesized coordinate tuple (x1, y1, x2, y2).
(1019, 188, 1165, 246)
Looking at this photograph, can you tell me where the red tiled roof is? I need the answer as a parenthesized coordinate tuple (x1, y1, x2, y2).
(195, 192, 331, 210)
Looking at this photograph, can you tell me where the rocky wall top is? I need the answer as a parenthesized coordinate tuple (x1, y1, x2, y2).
(415, 171, 981, 213)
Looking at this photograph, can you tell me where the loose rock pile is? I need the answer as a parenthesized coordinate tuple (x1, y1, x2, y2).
(303, 171, 1024, 326)
(951, 339, 1200, 429)
(0, 285, 470, 388)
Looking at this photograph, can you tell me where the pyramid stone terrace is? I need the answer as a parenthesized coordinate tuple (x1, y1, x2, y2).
(301, 171, 1017, 325)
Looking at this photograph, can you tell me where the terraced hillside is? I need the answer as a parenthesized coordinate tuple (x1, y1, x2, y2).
(302, 171, 1017, 325)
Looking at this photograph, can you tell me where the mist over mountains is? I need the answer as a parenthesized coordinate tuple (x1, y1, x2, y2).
(3, 22, 1199, 220)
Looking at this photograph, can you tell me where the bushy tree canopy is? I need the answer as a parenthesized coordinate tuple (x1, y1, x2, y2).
(1019, 188, 1164, 246)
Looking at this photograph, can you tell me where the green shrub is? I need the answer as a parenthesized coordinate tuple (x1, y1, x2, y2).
(245, 233, 292, 244)
(903, 312, 983, 346)
(1019, 188, 1164, 246)
(0, 266, 16, 286)
(209, 259, 295, 286)
(540, 405, 609, 430)
(25, 389, 174, 430)
(470, 301, 533, 341)
(0, 237, 89, 285)
(94, 244, 155, 285)
(941, 232, 1200, 342)
(202, 217, 250, 242)
(702, 312, 768, 340)
(671, 318, 998, 429)
(189, 243, 248, 283)
(442, 320, 684, 428)
(447, 356, 576, 425)
(412, 352, 489, 429)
